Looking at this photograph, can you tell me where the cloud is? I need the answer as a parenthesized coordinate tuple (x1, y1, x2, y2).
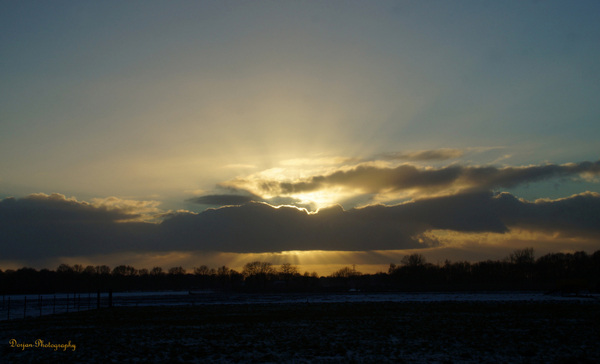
(219, 160, 600, 199)
(378, 148, 465, 161)
(495, 191, 600, 238)
(279, 156, 360, 166)
(0, 193, 161, 259)
(185, 193, 315, 210)
(159, 202, 436, 253)
(1, 193, 142, 223)
(186, 194, 257, 206)
(90, 196, 164, 222)
(2, 190, 600, 262)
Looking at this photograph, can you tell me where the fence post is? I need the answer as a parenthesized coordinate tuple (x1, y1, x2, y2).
(7, 297, 10, 321)
(97, 290, 100, 309)
(66, 294, 69, 313)
(108, 289, 113, 308)
(77, 294, 80, 312)
(23, 296, 26, 319)
(88, 292, 91, 310)
(53, 295, 56, 315)
(39, 296, 42, 317)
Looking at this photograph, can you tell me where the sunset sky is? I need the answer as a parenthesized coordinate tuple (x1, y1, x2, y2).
(1, 1, 600, 274)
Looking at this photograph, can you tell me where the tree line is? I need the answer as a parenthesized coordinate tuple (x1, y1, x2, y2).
(0, 261, 320, 294)
(1, 248, 599, 295)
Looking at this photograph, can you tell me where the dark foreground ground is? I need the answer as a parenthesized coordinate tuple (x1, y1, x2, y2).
(1, 300, 599, 363)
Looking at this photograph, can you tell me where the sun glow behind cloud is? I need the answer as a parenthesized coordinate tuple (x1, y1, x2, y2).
(1, 1, 600, 271)
(219, 161, 364, 210)
(286, 189, 349, 211)
(216, 159, 600, 212)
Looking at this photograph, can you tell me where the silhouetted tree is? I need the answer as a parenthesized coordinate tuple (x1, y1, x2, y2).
(192, 265, 215, 289)
(279, 263, 299, 282)
(150, 266, 164, 276)
(57, 263, 73, 273)
(217, 266, 230, 277)
(508, 248, 535, 264)
(242, 261, 277, 287)
(229, 269, 244, 289)
(331, 266, 361, 278)
(400, 254, 427, 267)
(111, 265, 138, 291)
(95, 265, 111, 275)
(242, 261, 276, 277)
(168, 266, 186, 275)
(330, 266, 362, 288)
(216, 266, 232, 290)
(194, 265, 212, 275)
(149, 266, 165, 290)
(136, 268, 150, 291)
(112, 265, 138, 276)
(168, 266, 186, 290)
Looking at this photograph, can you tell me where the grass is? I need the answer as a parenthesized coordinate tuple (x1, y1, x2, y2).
(1, 301, 599, 363)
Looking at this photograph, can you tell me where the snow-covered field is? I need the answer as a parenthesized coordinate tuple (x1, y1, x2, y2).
(1, 292, 599, 363)
(1, 290, 598, 321)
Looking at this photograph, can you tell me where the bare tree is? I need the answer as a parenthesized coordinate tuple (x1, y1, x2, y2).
(57, 263, 73, 273)
(168, 266, 186, 275)
(330, 266, 361, 278)
(217, 266, 230, 277)
(194, 265, 211, 276)
(400, 254, 427, 267)
(242, 261, 276, 277)
(95, 265, 111, 275)
(150, 266, 165, 276)
(279, 263, 299, 281)
(508, 248, 535, 264)
(112, 265, 138, 276)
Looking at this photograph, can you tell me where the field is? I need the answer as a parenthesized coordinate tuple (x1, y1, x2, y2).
(2, 298, 599, 363)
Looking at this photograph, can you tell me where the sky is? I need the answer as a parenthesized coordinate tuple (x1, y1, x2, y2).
(1, 1, 600, 275)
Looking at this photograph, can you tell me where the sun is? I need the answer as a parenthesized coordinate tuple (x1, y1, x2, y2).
(288, 188, 348, 211)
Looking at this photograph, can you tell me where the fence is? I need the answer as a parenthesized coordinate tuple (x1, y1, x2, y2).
(0, 291, 115, 321)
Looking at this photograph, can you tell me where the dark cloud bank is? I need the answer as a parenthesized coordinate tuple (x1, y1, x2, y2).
(187, 193, 318, 212)
(186, 194, 255, 206)
(2, 190, 600, 261)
